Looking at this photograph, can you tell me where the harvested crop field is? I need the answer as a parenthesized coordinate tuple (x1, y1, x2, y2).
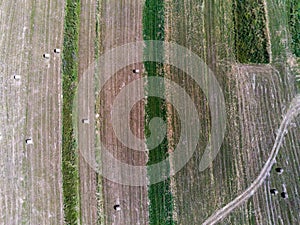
(76, 0, 149, 224)
(1, 0, 299, 225)
(163, 1, 300, 224)
(0, 0, 65, 224)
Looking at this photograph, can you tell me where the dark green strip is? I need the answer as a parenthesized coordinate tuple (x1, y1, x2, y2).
(287, 0, 300, 57)
(143, 0, 174, 224)
(233, 0, 269, 63)
(62, 0, 81, 224)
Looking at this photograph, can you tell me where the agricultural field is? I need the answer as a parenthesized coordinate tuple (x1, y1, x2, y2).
(0, 0, 299, 225)
(0, 0, 65, 224)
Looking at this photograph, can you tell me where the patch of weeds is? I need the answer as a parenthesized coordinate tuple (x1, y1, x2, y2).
(233, 0, 270, 63)
(61, 0, 81, 224)
(287, 0, 300, 57)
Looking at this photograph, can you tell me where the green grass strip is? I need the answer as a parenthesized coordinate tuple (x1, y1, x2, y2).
(62, 0, 81, 224)
(233, 0, 269, 63)
(143, 0, 174, 224)
(95, 0, 105, 224)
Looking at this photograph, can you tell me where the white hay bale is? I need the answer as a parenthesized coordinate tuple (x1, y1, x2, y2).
(82, 119, 89, 124)
(270, 189, 278, 195)
(281, 192, 288, 199)
(54, 48, 61, 53)
(275, 167, 284, 174)
(14, 75, 21, 80)
(114, 204, 121, 211)
(25, 139, 33, 145)
(133, 69, 140, 73)
(43, 53, 50, 59)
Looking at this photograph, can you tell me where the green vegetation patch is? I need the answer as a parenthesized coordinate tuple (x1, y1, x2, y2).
(287, 0, 300, 57)
(62, 0, 81, 224)
(233, 0, 269, 63)
(143, 0, 174, 224)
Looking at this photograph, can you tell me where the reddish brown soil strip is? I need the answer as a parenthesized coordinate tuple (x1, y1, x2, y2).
(77, 0, 149, 224)
(99, 0, 149, 224)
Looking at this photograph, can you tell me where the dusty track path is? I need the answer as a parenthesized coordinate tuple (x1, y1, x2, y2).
(0, 0, 64, 224)
(203, 95, 300, 225)
(77, 0, 98, 224)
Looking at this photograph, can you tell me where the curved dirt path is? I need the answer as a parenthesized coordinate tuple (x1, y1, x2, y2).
(203, 95, 300, 225)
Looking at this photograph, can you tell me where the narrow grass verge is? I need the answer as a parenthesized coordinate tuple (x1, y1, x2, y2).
(143, 0, 174, 224)
(61, 0, 81, 224)
(95, 0, 105, 224)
